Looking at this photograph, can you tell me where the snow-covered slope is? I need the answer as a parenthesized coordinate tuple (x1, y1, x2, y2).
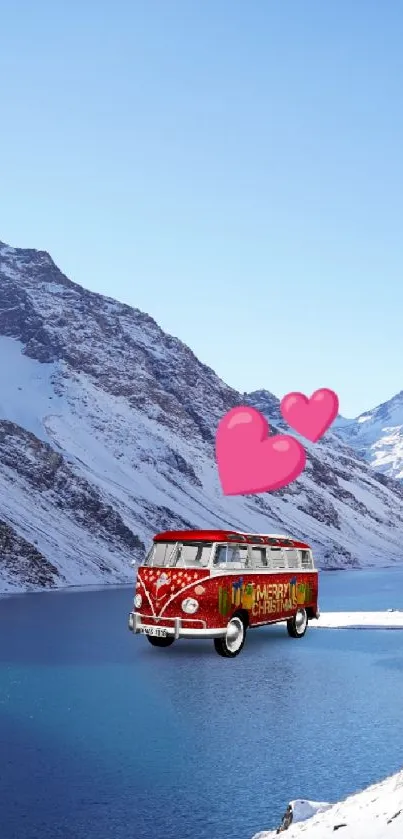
(1, 239, 403, 591)
(0, 418, 144, 592)
(336, 393, 403, 480)
(252, 767, 403, 838)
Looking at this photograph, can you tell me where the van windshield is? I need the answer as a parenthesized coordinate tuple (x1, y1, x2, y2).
(144, 542, 213, 568)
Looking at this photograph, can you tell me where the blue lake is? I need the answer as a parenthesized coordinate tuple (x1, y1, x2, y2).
(1, 568, 403, 839)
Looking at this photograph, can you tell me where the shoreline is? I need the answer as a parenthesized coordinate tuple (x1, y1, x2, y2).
(0, 580, 133, 599)
(0, 563, 401, 599)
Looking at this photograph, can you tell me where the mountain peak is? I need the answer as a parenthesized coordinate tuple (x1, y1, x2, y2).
(0, 238, 53, 263)
(359, 389, 403, 421)
(335, 390, 403, 480)
(244, 389, 283, 427)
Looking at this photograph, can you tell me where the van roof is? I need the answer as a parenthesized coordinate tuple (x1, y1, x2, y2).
(154, 529, 310, 550)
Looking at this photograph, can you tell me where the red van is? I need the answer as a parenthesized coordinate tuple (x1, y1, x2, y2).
(128, 529, 319, 657)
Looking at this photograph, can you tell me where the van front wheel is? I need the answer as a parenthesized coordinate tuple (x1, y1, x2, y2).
(287, 608, 308, 638)
(146, 634, 175, 648)
(214, 616, 246, 658)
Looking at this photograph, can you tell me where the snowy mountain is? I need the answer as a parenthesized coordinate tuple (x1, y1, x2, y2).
(252, 766, 403, 838)
(335, 393, 403, 481)
(1, 239, 403, 592)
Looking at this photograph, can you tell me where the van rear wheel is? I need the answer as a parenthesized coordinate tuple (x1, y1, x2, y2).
(214, 616, 246, 658)
(287, 608, 308, 638)
(146, 635, 175, 648)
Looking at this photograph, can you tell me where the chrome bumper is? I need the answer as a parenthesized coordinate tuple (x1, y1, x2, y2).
(128, 611, 226, 640)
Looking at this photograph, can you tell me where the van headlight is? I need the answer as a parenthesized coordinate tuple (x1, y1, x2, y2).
(181, 597, 199, 615)
(134, 593, 142, 609)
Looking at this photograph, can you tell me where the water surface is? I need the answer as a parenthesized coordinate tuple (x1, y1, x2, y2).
(1, 568, 403, 839)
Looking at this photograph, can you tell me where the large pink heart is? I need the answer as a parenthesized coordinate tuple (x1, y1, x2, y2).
(280, 388, 339, 442)
(215, 407, 306, 496)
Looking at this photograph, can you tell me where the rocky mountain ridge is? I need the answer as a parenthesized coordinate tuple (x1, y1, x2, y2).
(0, 239, 403, 592)
(335, 391, 403, 480)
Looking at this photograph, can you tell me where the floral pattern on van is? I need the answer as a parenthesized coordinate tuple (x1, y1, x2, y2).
(139, 568, 208, 612)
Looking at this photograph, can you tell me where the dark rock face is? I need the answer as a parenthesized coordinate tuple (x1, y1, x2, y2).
(305, 454, 340, 490)
(276, 804, 293, 833)
(0, 271, 64, 363)
(297, 493, 341, 530)
(0, 421, 144, 555)
(1, 239, 403, 589)
(0, 519, 60, 589)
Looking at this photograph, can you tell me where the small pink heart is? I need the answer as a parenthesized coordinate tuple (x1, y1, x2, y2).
(280, 388, 339, 442)
(215, 406, 306, 496)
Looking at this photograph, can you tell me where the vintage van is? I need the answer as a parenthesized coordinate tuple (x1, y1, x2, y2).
(128, 529, 319, 657)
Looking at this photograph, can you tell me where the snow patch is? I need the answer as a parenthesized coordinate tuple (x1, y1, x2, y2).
(251, 767, 403, 838)
(312, 610, 403, 629)
(0, 336, 59, 443)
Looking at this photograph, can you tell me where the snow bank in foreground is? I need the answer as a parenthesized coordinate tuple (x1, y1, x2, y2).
(252, 768, 403, 838)
(311, 610, 403, 629)
(289, 800, 333, 822)
(253, 800, 332, 836)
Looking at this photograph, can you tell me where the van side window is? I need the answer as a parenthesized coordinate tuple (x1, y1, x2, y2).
(300, 550, 312, 569)
(284, 548, 301, 569)
(176, 542, 213, 567)
(239, 546, 249, 566)
(214, 544, 248, 567)
(268, 547, 286, 569)
(251, 547, 268, 567)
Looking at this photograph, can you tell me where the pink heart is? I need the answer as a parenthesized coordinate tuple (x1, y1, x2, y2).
(280, 388, 339, 442)
(215, 406, 306, 496)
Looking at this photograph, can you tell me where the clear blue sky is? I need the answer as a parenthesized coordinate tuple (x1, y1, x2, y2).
(1, 0, 402, 418)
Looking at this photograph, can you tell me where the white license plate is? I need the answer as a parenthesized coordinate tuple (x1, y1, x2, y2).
(140, 626, 168, 638)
